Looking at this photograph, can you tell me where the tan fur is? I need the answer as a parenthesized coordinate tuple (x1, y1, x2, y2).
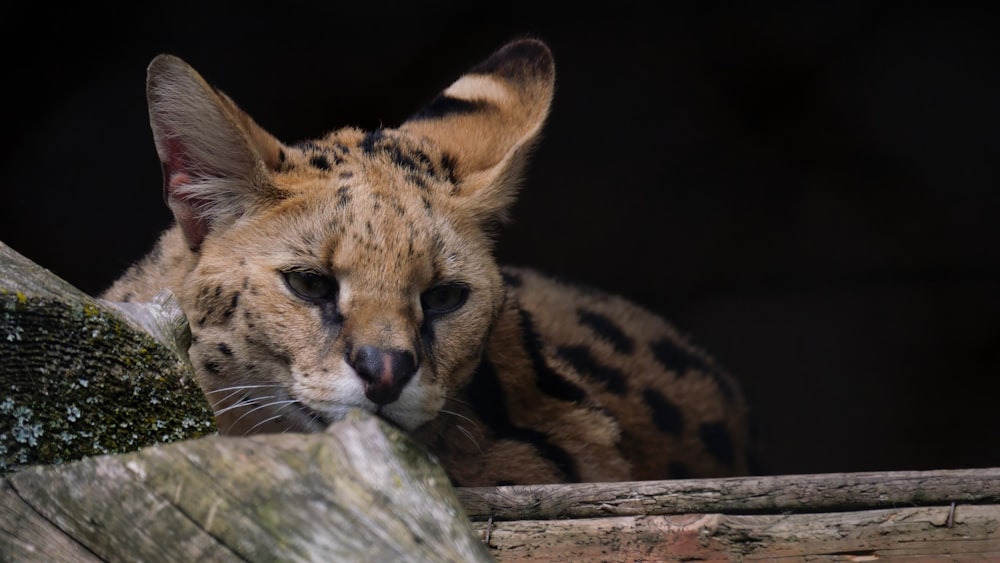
(103, 39, 751, 486)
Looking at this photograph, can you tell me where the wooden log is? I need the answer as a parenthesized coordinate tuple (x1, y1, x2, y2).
(5, 239, 997, 561)
(457, 467, 1000, 520)
(1, 410, 493, 562)
(472, 504, 1000, 561)
(0, 240, 215, 473)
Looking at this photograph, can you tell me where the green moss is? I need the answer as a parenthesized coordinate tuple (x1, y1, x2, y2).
(1, 293, 217, 473)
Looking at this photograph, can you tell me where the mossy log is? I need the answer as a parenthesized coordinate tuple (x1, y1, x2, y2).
(0, 240, 215, 473)
(1, 411, 492, 562)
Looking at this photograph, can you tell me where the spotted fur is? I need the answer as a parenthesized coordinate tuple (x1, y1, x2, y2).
(102, 39, 751, 486)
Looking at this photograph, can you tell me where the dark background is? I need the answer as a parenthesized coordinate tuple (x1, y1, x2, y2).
(3, 2, 998, 477)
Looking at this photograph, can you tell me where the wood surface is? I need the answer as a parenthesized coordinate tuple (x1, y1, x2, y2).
(473, 503, 1000, 561)
(457, 467, 1000, 520)
(0, 240, 215, 473)
(1, 411, 492, 563)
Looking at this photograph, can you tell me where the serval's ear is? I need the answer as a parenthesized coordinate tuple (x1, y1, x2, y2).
(400, 39, 555, 226)
(146, 54, 288, 250)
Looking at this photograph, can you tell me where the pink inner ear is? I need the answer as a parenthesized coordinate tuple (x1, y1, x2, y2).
(168, 171, 192, 191)
(160, 136, 212, 250)
(167, 193, 210, 251)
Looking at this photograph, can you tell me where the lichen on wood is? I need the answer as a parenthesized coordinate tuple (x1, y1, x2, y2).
(0, 240, 215, 473)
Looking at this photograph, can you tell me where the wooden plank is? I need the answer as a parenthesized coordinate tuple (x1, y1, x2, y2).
(0, 480, 101, 563)
(473, 504, 1000, 561)
(2, 411, 492, 563)
(457, 467, 1000, 520)
(7, 456, 240, 561)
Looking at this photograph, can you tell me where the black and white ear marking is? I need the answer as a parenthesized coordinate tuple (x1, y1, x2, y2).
(401, 39, 556, 226)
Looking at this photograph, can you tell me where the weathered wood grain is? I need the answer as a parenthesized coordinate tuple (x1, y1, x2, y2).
(0, 239, 215, 473)
(1, 410, 492, 563)
(473, 504, 1000, 561)
(457, 467, 1000, 521)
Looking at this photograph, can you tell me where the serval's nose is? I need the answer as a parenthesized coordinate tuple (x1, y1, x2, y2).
(350, 345, 418, 405)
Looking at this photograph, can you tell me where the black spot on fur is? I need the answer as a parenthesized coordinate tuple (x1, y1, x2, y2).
(556, 345, 628, 395)
(217, 343, 233, 357)
(310, 154, 331, 170)
(700, 421, 736, 467)
(202, 359, 222, 375)
(243, 309, 255, 329)
(466, 358, 580, 482)
(360, 129, 387, 154)
(578, 309, 634, 354)
(411, 148, 435, 174)
(501, 271, 523, 287)
(650, 339, 738, 403)
(642, 388, 684, 435)
(122, 292, 135, 302)
(387, 145, 419, 173)
(408, 95, 490, 121)
(339, 171, 354, 179)
(359, 129, 447, 184)
(440, 153, 458, 185)
(650, 338, 709, 376)
(391, 199, 405, 216)
(517, 307, 587, 403)
(221, 292, 240, 319)
(277, 154, 294, 172)
(337, 185, 351, 207)
(407, 173, 428, 190)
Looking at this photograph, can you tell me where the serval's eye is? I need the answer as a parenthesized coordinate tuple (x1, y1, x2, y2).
(421, 283, 469, 316)
(283, 270, 338, 302)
